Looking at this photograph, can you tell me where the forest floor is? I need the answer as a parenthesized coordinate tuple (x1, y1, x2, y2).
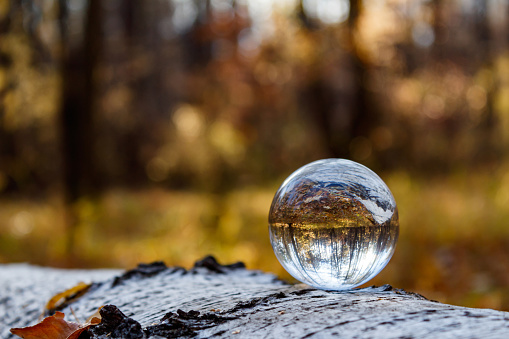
(1, 170, 509, 311)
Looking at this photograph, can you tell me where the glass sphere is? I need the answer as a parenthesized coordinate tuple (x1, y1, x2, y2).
(269, 159, 399, 290)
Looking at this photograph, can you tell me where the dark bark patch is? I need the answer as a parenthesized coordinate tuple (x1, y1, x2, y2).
(464, 311, 487, 318)
(146, 309, 236, 338)
(191, 255, 245, 274)
(88, 305, 144, 339)
(112, 262, 168, 287)
(87, 306, 236, 339)
(291, 289, 315, 296)
(392, 288, 429, 300)
(229, 292, 287, 313)
(380, 284, 394, 291)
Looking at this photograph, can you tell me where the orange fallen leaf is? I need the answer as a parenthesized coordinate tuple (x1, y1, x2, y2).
(11, 310, 102, 339)
(66, 319, 100, 339)
(10, 312, 79, 339)
(85, 305, 104, 324)
(45, 282, 92, 312)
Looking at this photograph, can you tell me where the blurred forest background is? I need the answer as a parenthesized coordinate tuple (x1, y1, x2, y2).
(1, 0, 509, 311)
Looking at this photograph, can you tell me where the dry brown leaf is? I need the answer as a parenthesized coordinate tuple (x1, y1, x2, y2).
(66, 310, 102, 339)
(85, 305, 103, 324)
(66, 321, 99, 339)
(10, 312, 80, 339)
(45, 282, 91, 311)
(11, 309, 103, 339)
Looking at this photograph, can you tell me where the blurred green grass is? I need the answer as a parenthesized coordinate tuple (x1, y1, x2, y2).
(1, 168, 509, 311)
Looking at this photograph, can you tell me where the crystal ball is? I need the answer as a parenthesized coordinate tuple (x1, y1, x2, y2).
(268, 159, 399, 290)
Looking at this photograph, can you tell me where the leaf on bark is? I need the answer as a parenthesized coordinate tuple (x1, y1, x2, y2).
(10, 310, 101, 339)
(45, 282, 92, 312)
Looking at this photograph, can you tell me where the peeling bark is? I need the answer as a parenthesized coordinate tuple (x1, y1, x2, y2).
(1, 256, 509, 338)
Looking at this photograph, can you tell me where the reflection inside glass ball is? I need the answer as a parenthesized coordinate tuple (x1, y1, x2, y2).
(268, 159, 399, 290)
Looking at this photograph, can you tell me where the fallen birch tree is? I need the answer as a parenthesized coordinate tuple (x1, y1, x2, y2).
(1, 256, 508, 338)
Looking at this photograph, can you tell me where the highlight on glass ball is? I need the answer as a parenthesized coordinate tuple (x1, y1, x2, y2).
(268, 159, 399, 291)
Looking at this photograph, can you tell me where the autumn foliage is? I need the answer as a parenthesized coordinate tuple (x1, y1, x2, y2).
(1, 0, 509, 311)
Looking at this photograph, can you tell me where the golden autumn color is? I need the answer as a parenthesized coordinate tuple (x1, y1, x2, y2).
(1, 0, 509, 311)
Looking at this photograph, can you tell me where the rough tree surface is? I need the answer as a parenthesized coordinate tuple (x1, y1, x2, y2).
(1, 256, 509, 338)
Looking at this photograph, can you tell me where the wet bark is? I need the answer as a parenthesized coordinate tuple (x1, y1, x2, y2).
(1, 256, 509, 338)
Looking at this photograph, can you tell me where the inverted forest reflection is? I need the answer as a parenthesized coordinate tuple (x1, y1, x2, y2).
(269, 223, 399, 290)
(1, 0, 509, 311)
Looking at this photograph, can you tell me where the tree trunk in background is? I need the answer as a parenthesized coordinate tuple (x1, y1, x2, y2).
(473, 0, 498, 164)
(0, 6, 10, 191)
(347, 0, 375, 156)
(121, 0, 147, 185)
(58, 0, 102, 254)
(431, 0, 445, 60)
(302, 0, 374, 160)
(118, 0, 173, 186)
(184, 0, 213, 69)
